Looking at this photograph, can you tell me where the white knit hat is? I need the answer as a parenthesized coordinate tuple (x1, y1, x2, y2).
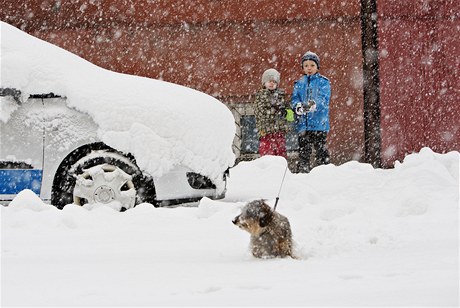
(261, 68, 280, 85)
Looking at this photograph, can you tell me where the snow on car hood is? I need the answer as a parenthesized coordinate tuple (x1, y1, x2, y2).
(0, 22, 235, 187)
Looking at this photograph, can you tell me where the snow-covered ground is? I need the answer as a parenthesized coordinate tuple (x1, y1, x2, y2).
(1, 147, 458, 306)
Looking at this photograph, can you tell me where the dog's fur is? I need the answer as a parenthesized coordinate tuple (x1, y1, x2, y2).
(232, 200, 293, 259)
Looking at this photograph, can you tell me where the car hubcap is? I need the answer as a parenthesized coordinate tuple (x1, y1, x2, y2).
(94, 185, 115, 203)
(73, 164, 136, 209)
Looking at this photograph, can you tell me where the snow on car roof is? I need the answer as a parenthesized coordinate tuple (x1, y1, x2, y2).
(0, 21, 235, 186)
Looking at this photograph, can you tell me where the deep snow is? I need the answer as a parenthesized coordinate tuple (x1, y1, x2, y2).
(1, 19, 459, 308)
(2, 148, 459, 306)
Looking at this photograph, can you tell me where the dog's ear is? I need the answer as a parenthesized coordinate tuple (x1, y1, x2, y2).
(259, 208, 273, 227)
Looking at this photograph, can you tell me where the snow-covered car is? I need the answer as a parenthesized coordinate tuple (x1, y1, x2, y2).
(0, 22, 235, 210)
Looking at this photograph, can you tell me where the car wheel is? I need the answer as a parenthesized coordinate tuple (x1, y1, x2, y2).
(52, 145, 156, 210)
(73, 163, 136, 210)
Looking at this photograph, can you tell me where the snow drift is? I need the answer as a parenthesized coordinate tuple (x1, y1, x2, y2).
(2, 148, 459, 306)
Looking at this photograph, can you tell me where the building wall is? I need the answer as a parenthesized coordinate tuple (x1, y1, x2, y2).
(2, 0, 458, 167)
(1, 0, 365, 166)
(378, 0, 460, 166)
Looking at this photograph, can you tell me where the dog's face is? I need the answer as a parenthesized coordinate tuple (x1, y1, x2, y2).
(232, 200, 273, 235)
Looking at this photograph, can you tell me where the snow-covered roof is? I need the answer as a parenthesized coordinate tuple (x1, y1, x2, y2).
(0, 21, 235, 184)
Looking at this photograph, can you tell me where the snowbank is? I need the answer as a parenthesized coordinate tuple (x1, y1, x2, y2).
(2, 148, 458, 306)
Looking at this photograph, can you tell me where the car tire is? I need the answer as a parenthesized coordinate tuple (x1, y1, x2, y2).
(51, 144, 156, 210)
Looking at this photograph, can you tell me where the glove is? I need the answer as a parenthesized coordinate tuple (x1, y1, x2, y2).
(306, 100, 316, 112)
(286, 109, 295, 122)
(295, 103, 305, 115)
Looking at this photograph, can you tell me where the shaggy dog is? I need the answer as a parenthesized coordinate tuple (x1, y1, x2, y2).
(232, 200, 294, 258)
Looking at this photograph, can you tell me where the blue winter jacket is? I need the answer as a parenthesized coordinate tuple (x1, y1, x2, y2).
(291, 73, 331, 132)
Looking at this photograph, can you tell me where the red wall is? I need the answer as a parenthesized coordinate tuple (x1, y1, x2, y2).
(1, 0, 458, 166)
(0, 0, 366, 165)
(378, 0, 460, 166)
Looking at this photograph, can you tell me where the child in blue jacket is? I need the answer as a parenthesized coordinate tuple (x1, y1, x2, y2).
(291, 51, 331, 173)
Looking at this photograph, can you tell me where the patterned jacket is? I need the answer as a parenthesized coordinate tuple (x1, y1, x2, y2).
(254, 88, 290, 137)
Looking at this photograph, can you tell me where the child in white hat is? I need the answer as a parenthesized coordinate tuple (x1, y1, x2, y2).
(254, 68, 294, 158)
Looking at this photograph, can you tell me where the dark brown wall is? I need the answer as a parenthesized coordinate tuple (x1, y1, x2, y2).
(378, 0, 460, 166)
(2, 1, 458, 166)
(1, 0, 366, 165)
